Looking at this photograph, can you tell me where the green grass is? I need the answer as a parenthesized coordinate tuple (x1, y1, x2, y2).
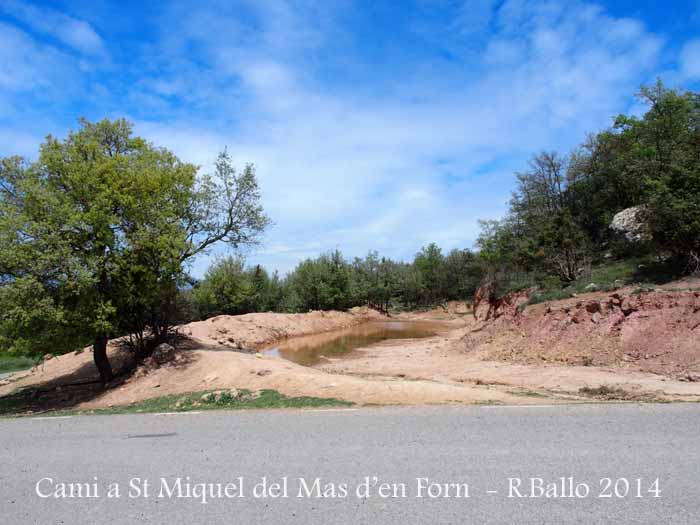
(521, 256, 683, 309)
(0, 355, 38, 374)
(508, 389, 551, 398)
(0, 394, 26, 414)
(0, 388, 353, 417)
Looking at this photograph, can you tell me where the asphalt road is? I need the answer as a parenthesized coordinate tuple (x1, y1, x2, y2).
(1, 404, 699, 524)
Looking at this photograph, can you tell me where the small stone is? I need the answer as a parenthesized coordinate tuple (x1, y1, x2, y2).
(152, 343, 176, 365)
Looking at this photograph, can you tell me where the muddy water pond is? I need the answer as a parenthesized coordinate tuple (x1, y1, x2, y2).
(263, 320, 449, 366)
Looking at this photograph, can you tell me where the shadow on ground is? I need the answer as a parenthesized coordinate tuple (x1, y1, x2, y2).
(0, 335, 212, 416)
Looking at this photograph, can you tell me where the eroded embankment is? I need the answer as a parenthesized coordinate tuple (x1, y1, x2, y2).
(466, 285, 700, 378)
(3, 284, 700, 411)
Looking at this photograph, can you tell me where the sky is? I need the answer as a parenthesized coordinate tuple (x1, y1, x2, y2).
(2, 0, 700, 277)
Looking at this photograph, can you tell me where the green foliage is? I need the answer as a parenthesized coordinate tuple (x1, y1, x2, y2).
(0, 119, 268, 380)
(413, 243, 446, 304)
(473, 80, 700, 298)
(0, 354, 38, 373)
(287, 250, 352, 311)
(193, 256, 255, 317)
(193, 245, 483, 316)
(618, 82, 700, 268)
(0, 389, 352, 417)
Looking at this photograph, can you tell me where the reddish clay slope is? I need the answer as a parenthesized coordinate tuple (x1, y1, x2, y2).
(466, 286, 700, 378)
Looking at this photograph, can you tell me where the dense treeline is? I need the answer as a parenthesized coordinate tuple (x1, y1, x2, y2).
(473, 81, 700, 294)
(2, 82, 700, 377)
(187, 245, 482, 317)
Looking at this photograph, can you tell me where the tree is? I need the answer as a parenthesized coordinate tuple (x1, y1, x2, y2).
(287, 250, 351, 311)
(444, 248, 481, 300)
(0, 119, 269, 383)
(507, 152, 591, 282)
(615, 82, 700, 270)
(413, 243, 447, 305)
(193, 256, 255, 317)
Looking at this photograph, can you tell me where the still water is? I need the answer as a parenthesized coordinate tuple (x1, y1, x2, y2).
(262, 320, 448, 366)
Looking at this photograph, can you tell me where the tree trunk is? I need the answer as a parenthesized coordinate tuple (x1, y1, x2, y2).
(93, 335, 113, 385)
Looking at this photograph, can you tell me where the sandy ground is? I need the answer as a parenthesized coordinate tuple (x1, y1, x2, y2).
(2, 285, 700, 410)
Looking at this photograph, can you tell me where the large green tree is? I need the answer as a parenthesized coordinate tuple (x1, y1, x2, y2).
(0, 119, 269, 383)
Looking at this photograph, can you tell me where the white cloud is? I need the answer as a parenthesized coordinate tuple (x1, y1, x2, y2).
(124, 0, 667, 275)
(0, 0, 104, 55)
(0, 0, 675, 276)
(680, 39, 700, 79)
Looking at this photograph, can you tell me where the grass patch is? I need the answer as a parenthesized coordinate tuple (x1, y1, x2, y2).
(0, 388, 353, 417)
(0, 394, 27, 414)
(577, 385, 655, 401)
(579, 385, 629, 399)
(508, 389, 550, 398)
(0, 355, 38, 374)
(520, 257, 682, 310)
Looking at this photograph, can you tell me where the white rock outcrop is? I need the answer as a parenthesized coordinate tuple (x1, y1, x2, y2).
(610, 205, 650, 242)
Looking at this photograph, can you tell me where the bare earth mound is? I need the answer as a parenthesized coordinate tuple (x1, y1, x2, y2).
(2, 283, 700, 411)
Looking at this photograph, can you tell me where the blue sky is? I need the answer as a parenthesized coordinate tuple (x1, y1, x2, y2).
(2, 0, 700, 276)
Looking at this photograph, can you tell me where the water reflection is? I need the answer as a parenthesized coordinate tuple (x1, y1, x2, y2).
(263, 320, 448, 366)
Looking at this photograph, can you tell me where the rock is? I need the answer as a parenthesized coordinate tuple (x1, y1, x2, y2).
(610, 205, 651, 242)
(585, 300, 600, 313)
(620, 297, 638, 316)
(152, 343, 176, 365)
(42, 353, 53, 362)
(679, 373, 700, 383)
(256, 369, 271, 377)
(141, 357, 157, 371)
(228, 388, 240, 398)
(585, 283, 599, 292)
(153, 384, 160, 388)
(571, 309, 588, 324)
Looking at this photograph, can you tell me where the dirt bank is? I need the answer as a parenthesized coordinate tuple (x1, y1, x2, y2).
(2, 284, 700, 411)
(182, 307, 385, 350)
(464, 284, 700, 377)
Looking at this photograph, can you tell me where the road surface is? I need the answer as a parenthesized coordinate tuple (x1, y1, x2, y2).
(1, 404, 699, 524)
